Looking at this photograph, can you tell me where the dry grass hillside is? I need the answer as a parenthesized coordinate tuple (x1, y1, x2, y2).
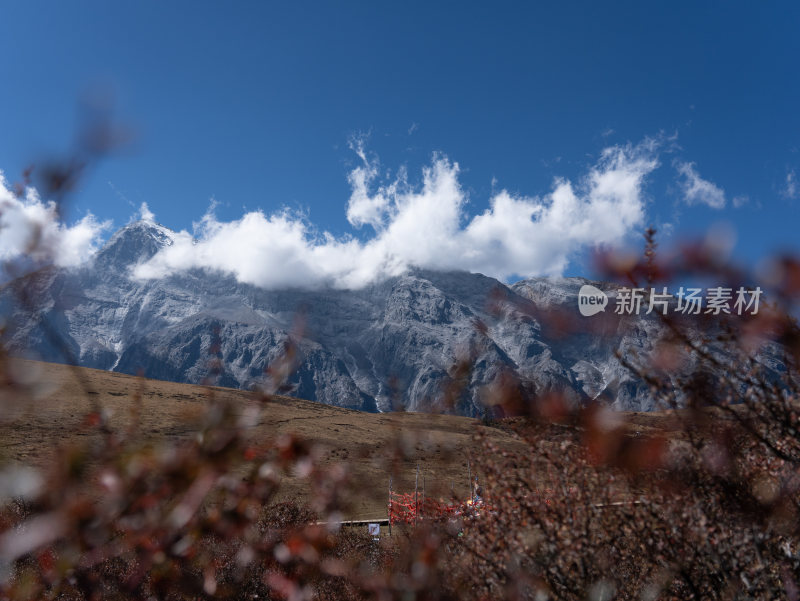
(0, 359, 531, 520)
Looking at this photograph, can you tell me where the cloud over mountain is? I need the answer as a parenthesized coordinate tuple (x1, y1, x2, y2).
(133, 141, 658, 289)
(0, 141, 659, 289)
(0, 172, 109, 271)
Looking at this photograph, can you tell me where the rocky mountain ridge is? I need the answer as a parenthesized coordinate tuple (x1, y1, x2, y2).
(0, 220, 776, 415)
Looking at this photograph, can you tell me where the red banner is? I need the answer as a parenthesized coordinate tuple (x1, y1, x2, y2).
(388, 490, 551, 525)
(388, 492, 495, 525)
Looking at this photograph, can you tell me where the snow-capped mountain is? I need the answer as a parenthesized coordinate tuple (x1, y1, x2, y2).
(0, 220, 778, 415)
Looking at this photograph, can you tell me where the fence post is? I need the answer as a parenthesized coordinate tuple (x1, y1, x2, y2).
(422, 473, 426, 519)
(467, 458, 472, 502)
(388, 476, 393, 536)
(414, 463, 419, 527)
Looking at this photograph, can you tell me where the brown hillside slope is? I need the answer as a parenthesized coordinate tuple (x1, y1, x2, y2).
(0, 359, 528, 519)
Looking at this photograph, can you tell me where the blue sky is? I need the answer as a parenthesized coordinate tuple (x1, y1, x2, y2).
(1, 1, 798, 284)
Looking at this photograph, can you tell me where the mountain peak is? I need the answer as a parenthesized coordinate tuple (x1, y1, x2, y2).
(94, 220, 174, 270)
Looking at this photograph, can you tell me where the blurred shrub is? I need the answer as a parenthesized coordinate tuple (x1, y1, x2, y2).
(4, 153, 800, 600)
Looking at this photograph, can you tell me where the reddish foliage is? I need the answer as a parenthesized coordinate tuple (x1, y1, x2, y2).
(4, 163, 800, 600)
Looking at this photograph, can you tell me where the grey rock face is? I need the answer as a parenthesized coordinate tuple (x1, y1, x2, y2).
(0, 221, 780, 415)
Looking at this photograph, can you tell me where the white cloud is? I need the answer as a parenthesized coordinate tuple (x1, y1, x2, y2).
(138, 202, 156, 223)
(675, 161, 726, 209)
(659, 222, 675, 238)
(783, 169, 798, 200)
(344, 137, 396, 231)
(0, 172, 110, 270)
(134, 140, 659, 288)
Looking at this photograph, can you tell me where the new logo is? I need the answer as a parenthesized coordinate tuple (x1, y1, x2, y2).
(578, 284, 608, 316)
